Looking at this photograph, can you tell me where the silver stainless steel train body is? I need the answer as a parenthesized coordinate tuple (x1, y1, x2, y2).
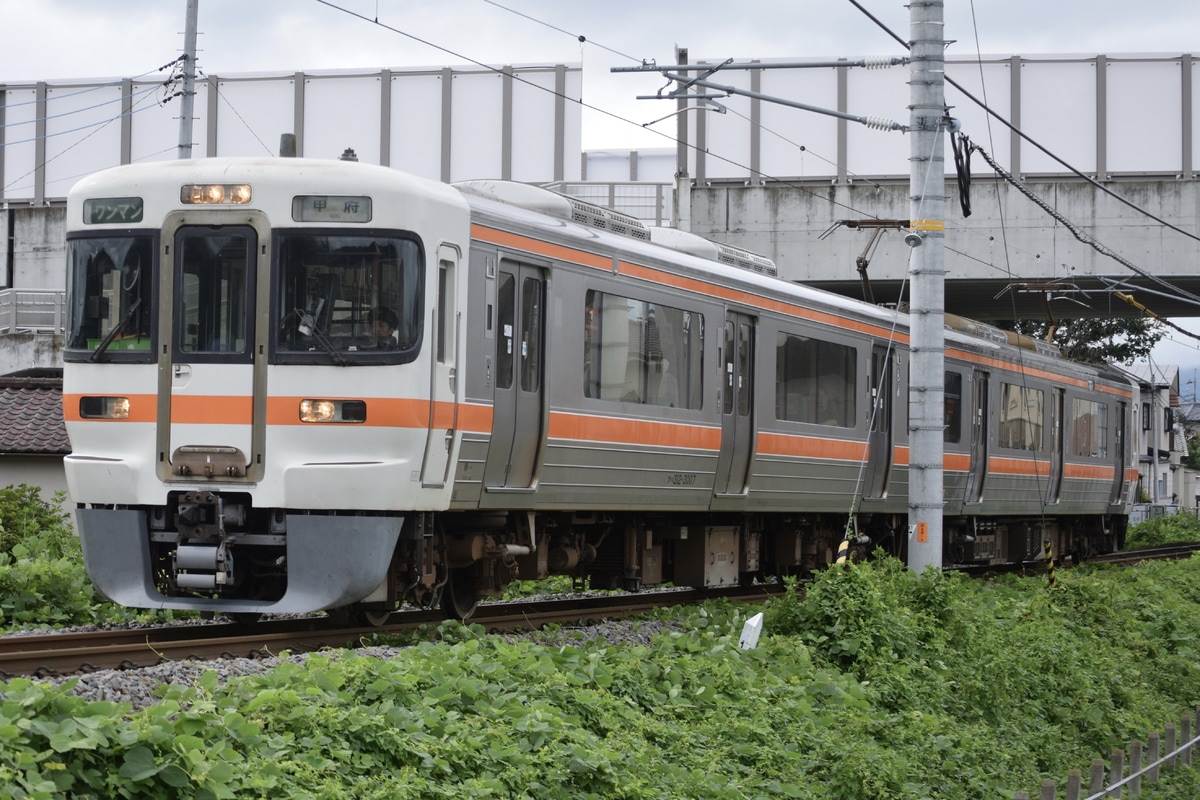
(62, 157, 1136, 620)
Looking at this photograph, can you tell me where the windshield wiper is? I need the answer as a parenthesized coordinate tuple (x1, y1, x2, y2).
(89, 298, 143, 363)
(294, 307, 349, 366)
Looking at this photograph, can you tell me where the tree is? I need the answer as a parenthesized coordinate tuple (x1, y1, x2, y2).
(1186, 428, 1200, 471)
(991, 317, 1166, 366)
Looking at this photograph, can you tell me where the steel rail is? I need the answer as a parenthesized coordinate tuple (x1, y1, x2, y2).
(0, 584, 783, 679)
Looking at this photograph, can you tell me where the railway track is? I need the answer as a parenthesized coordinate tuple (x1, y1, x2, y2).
(0, 585, 781, 679)
(5, 546, 1196, 680)
(1083, 541, 1200, 565)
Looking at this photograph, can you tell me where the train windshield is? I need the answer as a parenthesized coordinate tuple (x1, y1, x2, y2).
(276, 233, 422, 362)
(64, 234, 156, 359)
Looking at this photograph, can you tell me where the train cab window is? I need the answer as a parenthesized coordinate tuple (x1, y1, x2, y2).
(999, 382, 1044, 451)
(1070, 398, 1108, 458)
(944, 371, 963, 444)
(275, 233, 422, 363)
(775, 333, 856, 427)
(583, 290, 703, 410)
(178, 229, 251, 355)
(64, 234, 155, 360)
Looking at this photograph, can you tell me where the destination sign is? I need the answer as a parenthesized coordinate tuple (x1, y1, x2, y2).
(292, 195, 372, 223)
(83, 197, 144, 224)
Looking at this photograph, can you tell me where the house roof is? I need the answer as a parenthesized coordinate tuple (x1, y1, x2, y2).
(0, 369, 70, 455)
(1123, 362, 1179, 389)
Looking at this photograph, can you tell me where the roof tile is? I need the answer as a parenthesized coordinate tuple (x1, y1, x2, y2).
(0, 375, 70, 455)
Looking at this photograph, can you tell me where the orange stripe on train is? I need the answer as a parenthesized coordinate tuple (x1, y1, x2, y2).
(549, 411, 721, 450)
(1063, 463, 1116, 481)
(756, 432, 868, 461)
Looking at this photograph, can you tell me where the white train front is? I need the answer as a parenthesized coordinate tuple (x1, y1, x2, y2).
(62, 156, 1136, 620)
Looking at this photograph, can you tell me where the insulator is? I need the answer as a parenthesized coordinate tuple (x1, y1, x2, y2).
(862, 116, 900, 131)
(862, 56, 896, 70)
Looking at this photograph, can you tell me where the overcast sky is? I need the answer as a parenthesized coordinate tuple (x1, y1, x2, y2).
(4, 0, 1197, 149)
(3, 0, 1199, 368)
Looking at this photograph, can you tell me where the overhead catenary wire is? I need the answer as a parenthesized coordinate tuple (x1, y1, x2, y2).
(196, 68, 276, 157)
(847, 0, 1197, 355)
(0, 56, 186, 116)
(311, 0, 911, 227)
(474, 0, 1043, 273)
(0, 84, 165, 143)
(845, 0, 1200, 247)
(2, 72, 183, 196)
(477, 0, 641, 63)
(477, 0, 1175, 312)
(965, 137, 1200, 308)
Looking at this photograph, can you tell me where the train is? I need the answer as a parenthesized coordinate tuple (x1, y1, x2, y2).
(61, 155, 1137, 621)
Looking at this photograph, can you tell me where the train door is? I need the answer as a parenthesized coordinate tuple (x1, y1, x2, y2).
(1045, 388, 1064, 504)
(483, 261, 545, 490)
(1109, 401, 1128, 505)
(964, 370, 988, 504)
(157, 216, 268, 482)
(862, 345, 893, 499)
(713, 312, 754, 496)
(421, 247, 459, 487)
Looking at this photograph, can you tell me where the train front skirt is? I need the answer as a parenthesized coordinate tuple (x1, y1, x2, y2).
(75, 509, 403, 614)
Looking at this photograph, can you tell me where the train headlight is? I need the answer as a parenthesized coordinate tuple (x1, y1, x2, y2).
(79, 396, 131, 419)
(299, 399, 366, 423)
(181, 183, 252, 205)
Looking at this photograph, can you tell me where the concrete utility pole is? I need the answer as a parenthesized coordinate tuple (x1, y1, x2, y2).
(177, 0, 199, 159)
(673, 46, 692, 232)
(905, 0, 946, 572)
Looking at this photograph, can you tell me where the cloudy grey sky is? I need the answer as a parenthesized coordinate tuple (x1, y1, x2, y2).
(4, 0, 1199, 367)
(3, 0, 1197, 151)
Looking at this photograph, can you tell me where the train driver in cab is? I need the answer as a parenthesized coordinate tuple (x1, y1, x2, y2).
(369, 306, 400, 349)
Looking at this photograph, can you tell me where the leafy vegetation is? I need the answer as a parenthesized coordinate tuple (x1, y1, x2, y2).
(4, 487, 1200, 796)
(1124, 510, 1200, 548)
(0, 484, 181, 629)
(4, 552, 1200, 798)
(1186, 427, 1200, 471)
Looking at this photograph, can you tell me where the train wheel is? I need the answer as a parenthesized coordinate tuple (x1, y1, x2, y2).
(442, 567, 479, 620)
(357, 609, 391, 628)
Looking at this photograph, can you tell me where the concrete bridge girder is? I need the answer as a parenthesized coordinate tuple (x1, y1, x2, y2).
(688, 178, 1200, 322)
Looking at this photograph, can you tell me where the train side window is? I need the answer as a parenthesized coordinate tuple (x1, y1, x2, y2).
(944, 371, 963, 443)
(519, 276, 542, 392)
(496, 272, 515, 390)
(1069, 397, 1108, 458)
(436, 260, 453, 363)
(775, 332, 856, 426)
(999, 382, 1044, 450)
(722, 321, 735, 415)
(583, 289, 702, 409)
